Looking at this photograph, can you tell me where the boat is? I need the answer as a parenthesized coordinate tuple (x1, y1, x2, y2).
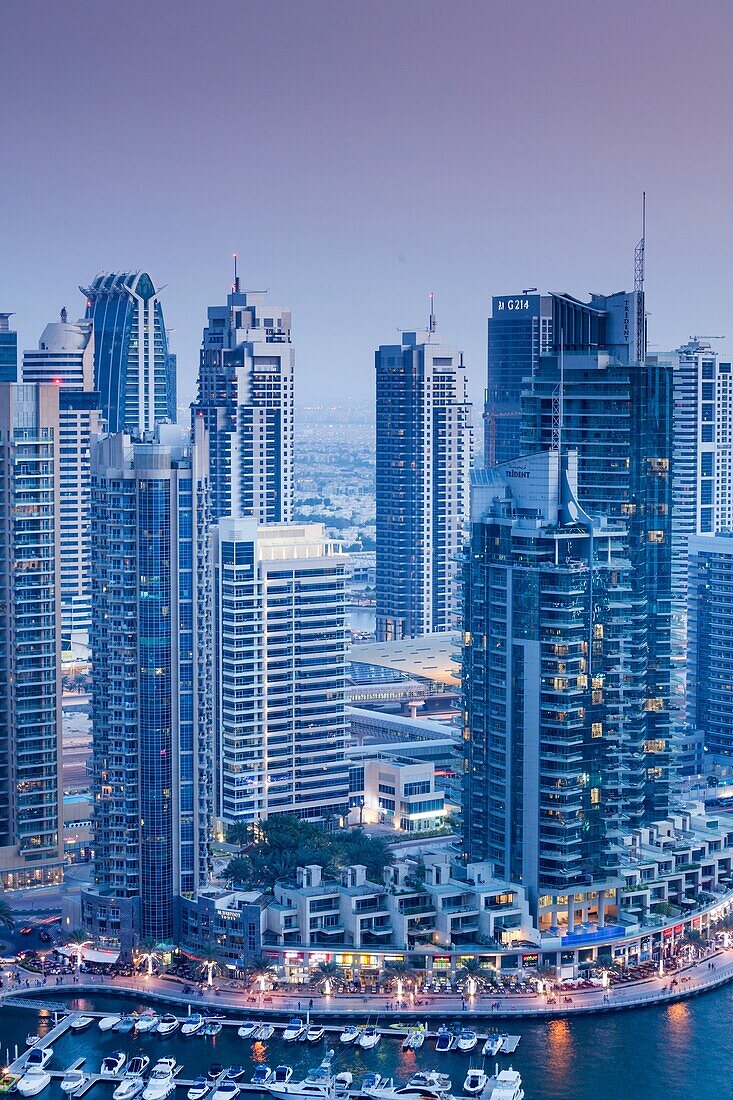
(60, 1069, 89, 1096)
(272, 1066, 293, 1085)
(226, 1068, 246, 1082)
(434, 1027, 454, 1053)
(187, 1079, 210, 1100)
(481, 1036, 502, 1057)
(99, 1015, 122, 1032)
(25, 1050, 53, 1071)
(182, 1013, 207, 1037)
(127, 1058, 151, 1077)
(363, 1083, 448, 1100)
(237, 1022, 260, 1039)
(101, 1052, 127, 1077)
(463, 1069, 488, 1096)
(358, 1026, 381, 1050)
(487, 1069, 524, 1100)
(16, 1069, 51, 1097)
(282, 1019, 305, 1042)
(401, 1027, 425, 1051)
(70, 1016, 95, 1032)
(114, 1079, 145, 1100)
(406, 1073, 451, 1093)
(25, 1036, 39, 1047)
(257, 1025, 275, 1041)
(252, 1067, 273, 1086)
(208, 1065, 225, 1081)
(339, 1025, 360, 1045)
(360, 1076, 385, 1094)
(306, 1025, 325, 1043)
(156, 1015, 180, 1036)
(211, 1085, 239, 1100)
(267, 1078, 334, 1100)
(136, 1012, 160, 1034)
(456, 1029, 478, 1053)
(142, 1061, 178, 1100)
(115, 1015, 138, 1033)
(204, 1021, 223, 1037)
(334, 1073, 353, 1097)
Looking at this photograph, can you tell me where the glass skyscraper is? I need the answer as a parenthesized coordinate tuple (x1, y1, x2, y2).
(81, 271, 176, 434)
(82, 422, 212, 949)
(0, 314, 17, 383)
(687, 534, 733, 759)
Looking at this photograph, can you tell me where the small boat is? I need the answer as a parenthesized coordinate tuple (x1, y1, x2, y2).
(211, 1085, 239, 1100)
(272, 1066, 293, 1085)
(237, 1022, 259, 1039)
(136, 1012, 160, 1034)
(482, 1036, 502, 1057)
(182, 1013, 207, 1037)
(60, 1069, 89, 1096)
(142, 1061, 177, 1100)
(70, 1016, 95, 1032)
(208, 1064, 224, 1081)
(334, 1072, 353, 1097)
(16, 1069, 51, 1097)
(401, 1027, 425, 1051)
(126, 1058, 151, 1077)
(99, 1015, 122, 1032)
(464, 1069, 488, 1096)
(25, 1035, 39, 1047)
(488, 1068, 524, 1100)
(456, 1029, 478, 1053)
(358, 1026, 380, 1050)
(257, 1025, 275, 1041)
(360, 1076, 385, 1094)
(340, 1025, 359, 1044)
(282, 1019, 305, 1042)
(114, 1079, 145, 1100)
(251, 1066, 273, 1086)
(364, 1083, 448, 1100)
(156, 1015, 180, 1036)
(115, 1015, 138, 1033)
(434, 1027, 454, 1053)
(306, 1025, 325, 1043)
(407, 1072, 451, 1093)
(204, 1021, 223, 1037)
(226, 1068, 246, 1082)
(101, 1052, 127, 1077)
(187, 1079, 210, 1100)
(25, 1050, 53, 1071)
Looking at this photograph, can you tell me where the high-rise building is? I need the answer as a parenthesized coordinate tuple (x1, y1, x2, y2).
(375, 313, 472, 641)
(0, 314, 17, 383)
(687, 533, 733, 759)
(462, 450, 632, 917)
(484, 290, 641, 468)
(80, 271, 176, 435)
(23, 310, 102, 642)
(212, 518, 350, 826)
(192, 277, 294, 525)
(0, 383, 64, 889)
(83, 422, 212, 948)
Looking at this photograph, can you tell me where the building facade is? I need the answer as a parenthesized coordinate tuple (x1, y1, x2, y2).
(213, 519, 349, 827)
(81, 271, 175, 435)
(375, 320, 471, 641)
(0, 383, 64, 889)
(687, 534, 733, 759)
(192, 281, 294, 526)
(0, 314, 17, 383)
(84, 422, 212, 947)
(23, 310, 102, 641)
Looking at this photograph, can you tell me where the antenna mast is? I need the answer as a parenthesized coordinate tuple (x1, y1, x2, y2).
(428, 292, 436, 335)
(233, 253, 240, 293)
(552, 329, 565, 515)
(634, 192, 646, 362)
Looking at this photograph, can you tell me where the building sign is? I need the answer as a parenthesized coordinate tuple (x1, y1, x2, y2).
(496, 298, 531, 312)
(522, 953, 539, 967)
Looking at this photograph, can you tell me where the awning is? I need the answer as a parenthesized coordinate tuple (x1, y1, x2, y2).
(59, 946, 120, 964)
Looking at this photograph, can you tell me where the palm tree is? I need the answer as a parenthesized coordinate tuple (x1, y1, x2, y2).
(0, 899, 15, 931)
(227, 820, 252, 852)
(137, 937, 162, 976)
(66, 928, 91, 969)
(382, 960, 417, 999)
(458, 957, 488, 997)
(199, 945, 221, 988)
(311, 960, 341, 994)
(247, 954, 278, 992)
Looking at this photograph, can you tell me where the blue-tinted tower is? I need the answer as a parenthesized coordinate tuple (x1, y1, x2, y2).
(0, 314, 17, 383)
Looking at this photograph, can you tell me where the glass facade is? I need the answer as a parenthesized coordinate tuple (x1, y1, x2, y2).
(0, 315, 17, 383)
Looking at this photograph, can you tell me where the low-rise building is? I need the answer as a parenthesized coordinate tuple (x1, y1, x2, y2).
(347, 757, 447, 833)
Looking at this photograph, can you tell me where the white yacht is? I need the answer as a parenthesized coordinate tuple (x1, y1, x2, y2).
(237, 1021, 260, 1039)
(211, 1085, 239, 1100)
(142, 1060, 178, 1100)
(136, 1012, 160, 1034)
(334, 1072, 352, 1097)
(126, 1057, 151, 1077)
(306, 1024, 325, 1043)
(482, 1036, 503, 1057)
(113, 1079, 144, 1100)
(25, 1049, 53, 1071)
(70, 1016, 95, 1032)
(456, 1029, 478, 1053)
(101, 1052, 127, 1077)
(99, 1015, 122, 1032)
(60, 1068, 90, 1096)
(267, 1079, 334, 1100)
(358, 1026, 380, 1050)
(488, 1069, 524, 1100)
(364, 1083, 447, 1100)
(434, 1028, 454, 1053)
(401, 1027, 425, 1051)
(251, 1066, 273, 1086)
(407, 1072, 451, 1093)
(182, 1014, 207, 1037)
(257, 1024, 275, 1041)
(16, 1068, 52, 1097)
(463, 1069, 489, 1096)
(187, 1079, 210, 1100)
(156, 1015, 180, 1036)
(339, 1025, 359, 1044)
(272, 1066, 294, 1085)
(282, 1019, 306, 1042)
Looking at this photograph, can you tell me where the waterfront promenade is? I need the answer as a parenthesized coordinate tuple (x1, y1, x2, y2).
(4, 948, 733, 1021)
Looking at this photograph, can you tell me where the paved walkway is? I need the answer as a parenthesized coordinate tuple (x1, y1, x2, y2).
(4, 948, 733, 1020)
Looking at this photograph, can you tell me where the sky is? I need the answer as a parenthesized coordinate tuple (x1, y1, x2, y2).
(3, 0, 733, 409)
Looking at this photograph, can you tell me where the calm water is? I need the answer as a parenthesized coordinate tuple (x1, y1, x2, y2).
(1, 987, 728, 1100)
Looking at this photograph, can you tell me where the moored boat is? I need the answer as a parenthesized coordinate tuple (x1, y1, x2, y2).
(456, 1029, 478, 1053)
(70, 1016, 95, 1033)
(136, 1012, 160, 1034)
(488, 1068, 524, 1100)
(463, 1069, 488, 1096)
(98, 1015, 122, 1032)
(100, 1052, 127, 1077)
(251, 1066, 272, 1086)
(306, 1025, 325, 1043)
(142, 1061, 177, 1100)
(482, 1035, 502, 1057)
(113, 1079, 144, 1100)
(358, 1026, 380, 1050)
(211, 1085, 239, 1100)
(156, 1015, 180, 1036)
(237, 1022, 259, 1039)
(181, 1013, 207, 1037)
(282, 1019, 305, 1042)
(340, 1025, 359, 1044)
(257, 1025, 275, 1041)
(16, 1069, 51, 1097)
(60, 1069, 89, 1096)
(187, 1079, 209, 1100)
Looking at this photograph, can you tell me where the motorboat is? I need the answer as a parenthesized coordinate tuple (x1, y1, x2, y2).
(113, 1079, 145, 1100)
(70, 1016, 95, 1032)
(127, 1058, 151, 1077)
(182, 1013, 207, 1037)
(434, 1027, 454, 1053)
(211, 1085, 240, 1100)
(136, 1012, 160, 1034)
(156, 1015, 180, 1036)
(237, 1021, 260, 1039)
(334, 1072, 352, 1097)
(208, 1065, 225, 1081)
(406, 1073, 451, 1093)
(257, 1025, 275, 1041)
(60, 1069, 90, 1096)
(339, 1025, 360, 1044)
(401, 1027, 425, 1051)
(360, 1076, 386, 1094)
(282, 1019, 305, 1042)
(482, 1036, 502, 1057)
(487, 1069, 524, 1100)
(16, 1069, 52, 1097)
(99, 1015, 122, 1032)
(363, 1083, 448, 1100)
(226, 1068, 246, 1082)
(251, 1067, 273, 1086)
(25, 1035, 39, 1047)
(142, 1061, 177, 1100)
(204, 1021, 223, 1037)
(358, 1026, 380, 1050)
(115, 1015, 138, 1033)
(268, 1079, 335, 1100)
(306, 1025, 325, 1043)
(25, 1050, 53, 1071)
(463, 1069, 489, 1096)
(101, 1052, 127, 1077)
(272, 1066, 293, 1085)
(456, 1029, 478, 1053)
(187, 1079, 210, 1100)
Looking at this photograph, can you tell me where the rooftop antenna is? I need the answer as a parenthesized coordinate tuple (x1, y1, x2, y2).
(552, 329, 565, 513)
(634, 192, 646, 362)
(428, 292, 436, 335)
(233, 253, 240, 294)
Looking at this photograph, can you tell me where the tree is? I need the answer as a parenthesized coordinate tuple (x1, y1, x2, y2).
(247, 954, 278, 991)
(66, 929, 91, 969)
(0, 900, 15, 931)
(382, 960, 417, 998)
(137, 937, 162, 976)
(311, 960, 341, 993)
(226, 821, 252, 851)
(200, 947, 220, 988)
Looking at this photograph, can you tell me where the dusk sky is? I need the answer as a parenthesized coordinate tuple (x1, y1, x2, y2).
(3, 0, 733, 407)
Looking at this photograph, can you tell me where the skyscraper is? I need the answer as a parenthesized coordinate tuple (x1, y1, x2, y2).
(375, 311, 472, 641)
(81, 271, 176, 435)
(212, 518, 350, 826)
(23, 310, 102, 643)
(484, 290, 641, 468)
(192, 276, 294, 525)
(0, 314, 17, 383)
(687, 533, 733, 759)
(0, 383, 64, 889)
(462, 450, 632, 918)
(83, 422, 212, 948)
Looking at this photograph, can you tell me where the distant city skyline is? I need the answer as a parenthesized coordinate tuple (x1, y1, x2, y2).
(3, 0, 733, 404)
